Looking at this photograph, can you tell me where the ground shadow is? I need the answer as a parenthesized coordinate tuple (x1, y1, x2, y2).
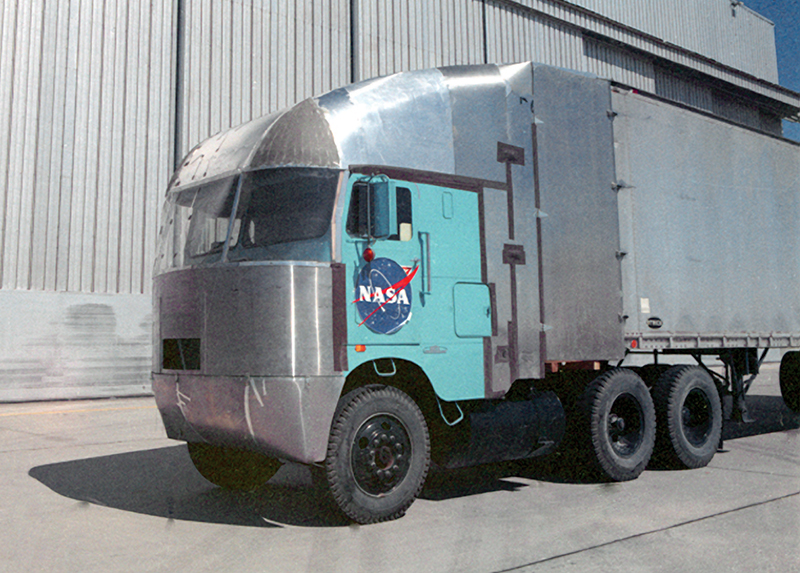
(29, 445, 348, 528)
(29, 395, 798, 525)
(722, 395, 800, 441)
(420, 451, 606, 503)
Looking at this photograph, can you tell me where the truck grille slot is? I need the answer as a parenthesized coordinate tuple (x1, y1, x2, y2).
(163, 338, 201, 371)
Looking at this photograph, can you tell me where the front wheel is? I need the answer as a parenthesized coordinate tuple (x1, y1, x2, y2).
(780, 351, 800, 413)
(187, 442, 281, 490)
(323, 385, 430, 524)
(652, 366, 722, 469)
(579, 369, 656, 481)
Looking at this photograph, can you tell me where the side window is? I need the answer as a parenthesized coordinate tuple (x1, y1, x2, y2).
(345, 182, 412, 241)
(389, 187, 412, 242)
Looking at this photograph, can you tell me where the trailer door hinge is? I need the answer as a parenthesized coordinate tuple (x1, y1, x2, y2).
(612, 180, 630, 191)
(541, 323, 553, 332)
(616, 250, 628, 260)
(535, 209, 548, 219)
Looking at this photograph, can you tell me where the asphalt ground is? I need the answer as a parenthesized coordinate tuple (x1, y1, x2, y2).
(1, 363, 797, 572)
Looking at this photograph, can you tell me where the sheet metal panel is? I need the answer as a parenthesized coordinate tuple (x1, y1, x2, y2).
(501, 0, 796, 111)
(0, 291, 152, 403)
(178, 0, 351, 159)
(0, 0, 173, 295)
(583, 35, 656, 93)
(485, 3, 585, 73)
(353, 0, 484, 82)
(533, 65, 624, 362)
(0, 0, 173, 400)
(519, 0, 779, 83)
(613, 89, 800, 342)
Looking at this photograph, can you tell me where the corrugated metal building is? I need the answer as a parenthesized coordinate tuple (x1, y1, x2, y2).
(1, 0, 798, 401)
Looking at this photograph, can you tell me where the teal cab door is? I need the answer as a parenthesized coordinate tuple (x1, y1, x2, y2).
(344, 173, 491, 401)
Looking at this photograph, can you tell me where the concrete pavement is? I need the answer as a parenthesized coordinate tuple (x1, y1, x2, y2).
(0, 365, 797, 572)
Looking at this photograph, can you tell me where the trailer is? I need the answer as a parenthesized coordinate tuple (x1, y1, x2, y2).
(152, 62, 800, 524)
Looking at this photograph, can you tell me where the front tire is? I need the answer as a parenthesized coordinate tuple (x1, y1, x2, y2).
(652, 366, 722, 469)
(324, 385, 430, 524)
(779, 351, 800, 413)
(579, 369, 656, 481)
(187, 442, 281, 490)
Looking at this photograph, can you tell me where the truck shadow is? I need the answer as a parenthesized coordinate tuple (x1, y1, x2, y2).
(28, 394, 798, 526)
(721, 395, 800, 441)
(28, 445, 350, 528)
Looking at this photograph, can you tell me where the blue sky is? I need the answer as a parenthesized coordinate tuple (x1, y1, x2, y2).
(743, 0, 800, 140)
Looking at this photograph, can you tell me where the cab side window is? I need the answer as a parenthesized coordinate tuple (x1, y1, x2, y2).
(345, 183, 412, 241)
(389, 187, 412, 241)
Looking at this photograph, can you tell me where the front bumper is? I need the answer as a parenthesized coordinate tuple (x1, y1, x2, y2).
(153, 372, 345, 464)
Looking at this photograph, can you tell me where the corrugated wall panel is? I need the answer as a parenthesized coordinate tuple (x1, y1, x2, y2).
(654, 67, 714, 112)
(0, 0, 794, 402)
(486, 2, 587, 69)
(0, 0, 174, 295)
(504, 0, 790, 108)
(556, 0, 778, 83)
(353, 0, 484, 82)
(583, 36, 656, 93)
(177, 0, 351, 159)
(0, 0, 173, 401)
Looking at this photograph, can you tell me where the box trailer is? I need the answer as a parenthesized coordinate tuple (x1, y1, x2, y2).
(152, 63, 800, 523)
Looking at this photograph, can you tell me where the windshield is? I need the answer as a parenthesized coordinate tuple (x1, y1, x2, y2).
(226, 167, 340, 262)
(155, 167, 340, 273)
(155, 175, 239, 273)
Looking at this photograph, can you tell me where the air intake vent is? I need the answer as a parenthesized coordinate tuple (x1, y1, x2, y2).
(162, 338, 201, 371)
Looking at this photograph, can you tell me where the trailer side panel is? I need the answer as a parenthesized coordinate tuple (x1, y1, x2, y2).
(613, 90, 800, 347)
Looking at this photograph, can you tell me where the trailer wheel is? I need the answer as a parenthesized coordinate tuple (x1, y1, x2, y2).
(779, 351, 800, 412)
(187, 442, 281, 490)
(652, 366, 722, 469)
(580, 369, 655, 481)
(324, 385, 430, 524)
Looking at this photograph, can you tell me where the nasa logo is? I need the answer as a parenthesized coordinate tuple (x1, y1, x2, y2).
(354, 258, 417, 334)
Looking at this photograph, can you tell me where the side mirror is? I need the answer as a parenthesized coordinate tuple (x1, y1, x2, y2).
(370, 180, 393, 239)
(348, 179, 396, 240)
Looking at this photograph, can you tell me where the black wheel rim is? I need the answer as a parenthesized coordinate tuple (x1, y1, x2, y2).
(351, 414, 412, 496)
(607, 393, 645, 457)
(682, 388, 712, 447)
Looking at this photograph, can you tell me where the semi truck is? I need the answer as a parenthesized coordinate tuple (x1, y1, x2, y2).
(152, 62, 800, 524)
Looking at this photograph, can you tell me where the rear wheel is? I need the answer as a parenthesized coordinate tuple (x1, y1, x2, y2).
(323, 385, 430, 524)
(652, 366, 722, 469)
(579, 369, 656, 481)
(187, 442, 281, 490)
(779, 351, 800, 413)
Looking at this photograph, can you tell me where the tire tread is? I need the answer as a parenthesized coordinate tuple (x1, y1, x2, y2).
(325, 385, 430, 524)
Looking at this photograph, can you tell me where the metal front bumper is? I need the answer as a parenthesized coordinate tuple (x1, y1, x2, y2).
(152, 372, 345, 464)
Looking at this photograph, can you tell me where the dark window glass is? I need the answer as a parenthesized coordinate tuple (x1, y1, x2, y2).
(388, 187, 412, 241)
(231, 167, 340, 249)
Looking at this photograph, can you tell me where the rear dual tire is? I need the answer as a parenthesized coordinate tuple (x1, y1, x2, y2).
(652, 366, 722, 469)
(579, 369, 656, 481)
(779, 351, 800, 412)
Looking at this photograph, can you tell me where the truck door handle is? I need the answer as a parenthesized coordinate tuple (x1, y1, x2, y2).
(419, 231, 432, 295)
